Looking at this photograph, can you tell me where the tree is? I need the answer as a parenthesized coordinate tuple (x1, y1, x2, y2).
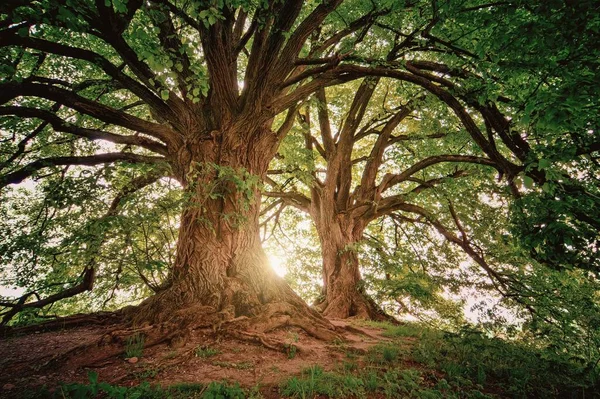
(0, 0, 360, 337)
(1, 0, 598, 340)
(265, 78, 499, 320)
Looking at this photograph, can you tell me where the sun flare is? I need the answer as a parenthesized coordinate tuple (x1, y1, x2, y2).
(267, 254, 287, 277)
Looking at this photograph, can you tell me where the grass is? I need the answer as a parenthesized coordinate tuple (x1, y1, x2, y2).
(212, 360, 254, 370)
(31, 373, 253, 399)
(23, 321, 600, 398)
(194, 345, 220, 358)
(280, 321, 600, 398)
(285, 343, 298, 359)
(124, 333, 144, 358)
(280, 365, 366, 399)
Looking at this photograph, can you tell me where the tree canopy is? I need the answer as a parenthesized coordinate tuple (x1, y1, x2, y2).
(0, 0, 599, 366)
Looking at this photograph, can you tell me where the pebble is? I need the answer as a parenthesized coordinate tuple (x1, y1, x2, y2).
(127, 357, 139, 364)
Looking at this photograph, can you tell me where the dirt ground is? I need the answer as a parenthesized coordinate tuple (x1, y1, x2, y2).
(0, 318, 416, 398)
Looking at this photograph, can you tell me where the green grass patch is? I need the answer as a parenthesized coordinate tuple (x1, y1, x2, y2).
(280, 365, 366, 398)
(195, 345, 220, 358)
(124, 333, 144, 358)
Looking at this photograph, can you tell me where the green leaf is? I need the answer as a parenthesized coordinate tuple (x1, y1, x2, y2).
(523, 176, 534, 189)
(538, 159, 551, 170)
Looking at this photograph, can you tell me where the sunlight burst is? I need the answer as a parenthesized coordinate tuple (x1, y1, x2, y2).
(268, 254, 287, 277)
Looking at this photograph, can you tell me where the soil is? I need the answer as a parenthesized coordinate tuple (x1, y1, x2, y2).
(0, 318, 416, 398)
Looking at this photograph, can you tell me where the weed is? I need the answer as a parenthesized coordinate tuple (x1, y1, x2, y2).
(382, 345, 400, 362)
(288, 331, 300, 342)
(367, 343, 401, 365)
(134, 365, 160, 379)
(363, 370, 379, 392)
(212, 360, 254, 369)
(52, 373, 250, 399)
(247, 383, 265, 399)
(285, 343, 298, 359)
(195, 345, 220, 358)
(202, 381, 245, 399)
(124, 333, 145, 358)
(280, 365, 365, 398)
(342, 359, 357, 372)
(56, 371, 167, 399)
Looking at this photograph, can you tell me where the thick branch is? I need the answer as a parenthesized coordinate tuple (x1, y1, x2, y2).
(1, 153, 165, 188)
(0, 107, 168, 155)
(0, 267, 95, 325)
(378, 155, 497, 193)
(0, 82, 174, 143)
(0, 33, 176, 124)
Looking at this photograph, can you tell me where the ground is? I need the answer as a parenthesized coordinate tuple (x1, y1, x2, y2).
(0, 319, 416, 398)
(0, 317, 593, 398)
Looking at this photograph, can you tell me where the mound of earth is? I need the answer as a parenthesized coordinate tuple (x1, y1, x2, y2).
(0, 319, 416, 398)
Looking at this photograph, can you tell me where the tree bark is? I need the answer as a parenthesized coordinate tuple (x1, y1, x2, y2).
(312, 211, 391, 321)
(132, 127, 337, 340)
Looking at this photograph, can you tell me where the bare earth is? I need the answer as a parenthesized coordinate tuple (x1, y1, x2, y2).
(0, 319, 416, 398)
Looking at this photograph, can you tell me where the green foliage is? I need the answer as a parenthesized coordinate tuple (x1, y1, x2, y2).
(397, 322, 599, 398)
(54, 372, 171, 399)
(201, 381, 245, 399)
(194, 345, 220, 358)
(31, 373, 250, 399)
(280, 365, 366, 399)
(285, 343, 298, 359)
(1, 2, 599, 394)
(185, 162, 261, 229)
(124, 333, 144, 359)
(280, 320, 599, 398)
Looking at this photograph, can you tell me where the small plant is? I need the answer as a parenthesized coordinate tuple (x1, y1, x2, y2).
(56, 371, 167, 399)
(367, 343, 400, 364)
(285, 343, 298, 359)
(342, 359, 357, 372)
(212, 360, 254, 370)
(382, 345, 400, 363)
(247, 383, 265, 399)
(202, 381, 245, 399)
(124, 333, 145, 358)
(195, 345, 220, 358)
(288, 331, 300, 342)
(280, 365, 365, 398)
(135, 365, 160, 379)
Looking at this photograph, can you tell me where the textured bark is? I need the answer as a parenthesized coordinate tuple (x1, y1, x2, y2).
(312, 211, 391, 321)
(133, 126, 337, 340)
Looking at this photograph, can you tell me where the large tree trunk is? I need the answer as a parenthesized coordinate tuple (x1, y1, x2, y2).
(131, 127, 336, 340)
(313, 214, 392, 321)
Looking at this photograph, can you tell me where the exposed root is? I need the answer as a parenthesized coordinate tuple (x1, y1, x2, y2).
(316, 290, 398, 324)
(229, 330, 285, 352)
(15, 281, 346, 370)
(1, 311, 121, 337)
(340, 324, 380, 340)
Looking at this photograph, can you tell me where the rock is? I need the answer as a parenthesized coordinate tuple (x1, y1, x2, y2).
(2, 383, 15, 390)
(127, 357, 139, 364)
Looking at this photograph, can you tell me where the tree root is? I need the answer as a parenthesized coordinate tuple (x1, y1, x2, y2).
(316, 291, 399, 324)
(15, 291, 347, 372)
(1, 311, 121, 337)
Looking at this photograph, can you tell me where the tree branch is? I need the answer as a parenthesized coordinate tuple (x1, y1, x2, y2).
(0, 81, 174, 143)
(0, 106, 168, 155)
(378, 155, 497, 193)
(1, 153, 165, 188)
